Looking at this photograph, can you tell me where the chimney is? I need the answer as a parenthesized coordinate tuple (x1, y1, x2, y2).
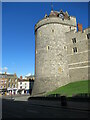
(77, 23, 83, 32)
(5, 72, 6, 74)
(20, 76, 22, 79)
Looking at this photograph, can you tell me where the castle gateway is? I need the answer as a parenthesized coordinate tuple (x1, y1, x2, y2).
(32, 10, 90, 96)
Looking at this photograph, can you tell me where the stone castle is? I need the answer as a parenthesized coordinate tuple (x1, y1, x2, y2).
(32, 10, 90, 96)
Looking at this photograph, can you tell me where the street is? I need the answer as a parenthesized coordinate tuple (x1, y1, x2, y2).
(2, 98, 89, 119)
(2, 94, 30, 101)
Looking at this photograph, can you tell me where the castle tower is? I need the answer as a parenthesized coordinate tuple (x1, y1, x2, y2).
(32, 10, 77, 96)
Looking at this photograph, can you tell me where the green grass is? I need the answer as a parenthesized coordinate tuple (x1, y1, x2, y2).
(46, 80, 89, 97)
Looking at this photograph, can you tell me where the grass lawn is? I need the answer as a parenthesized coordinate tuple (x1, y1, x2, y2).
(46, 80, 89, 97)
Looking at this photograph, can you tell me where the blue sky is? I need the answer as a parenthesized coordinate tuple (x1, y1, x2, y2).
(2, 2, 88, 77)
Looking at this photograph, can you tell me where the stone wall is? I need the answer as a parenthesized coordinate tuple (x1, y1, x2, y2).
(32, 16, 77, 96)
(32, 13, 90, 96)
(66, 28, 90, 82)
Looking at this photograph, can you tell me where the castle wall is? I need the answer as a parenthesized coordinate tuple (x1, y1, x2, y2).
(32, 10, 89, 96)
(66, 29, 90, 82)
(32, 17, 76, 96)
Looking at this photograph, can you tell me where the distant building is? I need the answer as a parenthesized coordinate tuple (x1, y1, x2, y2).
(25, 75, 34, 95)
(0, 72, 8, 94)
(0, 72, 18, 95)
(7, 73, 18, 95)
(18, 77, 29, 94)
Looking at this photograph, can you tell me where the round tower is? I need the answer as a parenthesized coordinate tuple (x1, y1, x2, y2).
(32, 10, 77, 96)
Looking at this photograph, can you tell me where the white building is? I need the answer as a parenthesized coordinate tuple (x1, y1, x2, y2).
(18, 78, 29, 94)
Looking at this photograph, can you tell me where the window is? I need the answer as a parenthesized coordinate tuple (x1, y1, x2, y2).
(9, 79, 11, 82)
(47, 45, 49, 51)
(64, 46, 66, 49)
(8, 83, 10, 87)
(48, 46, 49, 50)
(73, 47, 77, 53)
(12, 84, 13, 88)
(70, 26, 71, 31)
(72, 38, 76, 43)
(87, 33, 90, 39)
(52, 29, 54, 32)
(20, 82, 22, 85)
(15, 79, 17, 82)
(20, 86, 22, 89)
(59, 13, 64, 20)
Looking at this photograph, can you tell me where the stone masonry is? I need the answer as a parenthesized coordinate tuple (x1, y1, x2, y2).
(32, 10, 90, 96)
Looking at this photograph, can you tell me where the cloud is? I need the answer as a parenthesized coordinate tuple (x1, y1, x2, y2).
(3, 67, 8, 71)
(25, 73, 31, 77)
(0, 71, 11, 75)
(6, 72, 10, 74)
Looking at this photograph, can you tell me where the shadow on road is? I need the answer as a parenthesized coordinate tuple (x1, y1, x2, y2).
(1, 98, 89, 119)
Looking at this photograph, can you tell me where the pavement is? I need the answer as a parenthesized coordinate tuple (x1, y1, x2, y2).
(2, 94, 30, 101)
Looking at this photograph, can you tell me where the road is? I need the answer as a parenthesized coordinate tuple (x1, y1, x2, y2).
(2, 94, 30, 101)
(2, 99, 89, 119)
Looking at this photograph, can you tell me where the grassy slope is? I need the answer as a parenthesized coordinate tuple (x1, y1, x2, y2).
(47, 80, 89, 97)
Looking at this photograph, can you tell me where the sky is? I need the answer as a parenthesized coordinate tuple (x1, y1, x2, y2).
(2, 2, 88, 77)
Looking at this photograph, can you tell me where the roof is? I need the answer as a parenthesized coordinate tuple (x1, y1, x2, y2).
(18, 78, 29, 82)
(0, 73, 7, 75)
(0, 73, 17, 77)
(25, 75, 35, 80)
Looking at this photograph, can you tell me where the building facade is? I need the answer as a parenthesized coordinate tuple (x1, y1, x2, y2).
(0, 72, 18, 95)
(25, 75, 34, 95)
(66, 28, 90, 82)
(7, 73, 18, 95)
(32, 10, 89, 96)
(18, 78, 29, 94)
(22, 75, 34, 95)
(0, 73, 8, 94)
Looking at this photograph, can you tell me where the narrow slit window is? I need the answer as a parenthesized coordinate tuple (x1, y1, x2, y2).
(47, 45, 49, 51)
(52, 29, 54, 32)
(87, 33, 90, 39)
(73, 47, 77, 53)
(36, 50, 37, 54)
(48, 46, 49, 49)
(72, 38, 76, 43)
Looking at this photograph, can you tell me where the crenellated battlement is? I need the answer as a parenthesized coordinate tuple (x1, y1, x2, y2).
(35, 10, 76, 32)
